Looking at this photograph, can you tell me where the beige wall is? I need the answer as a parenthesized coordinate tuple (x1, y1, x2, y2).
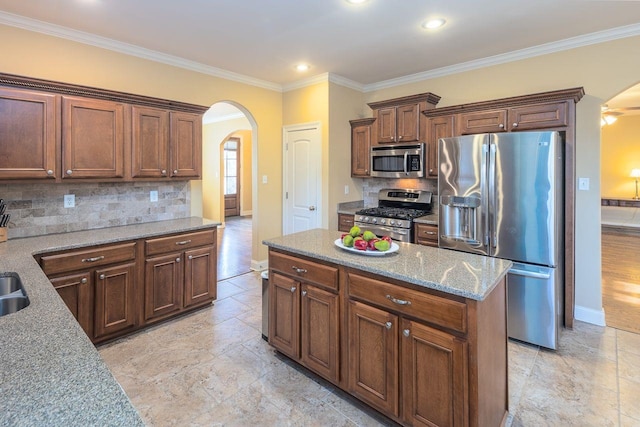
(0, 24, 283, 265)
(601, 115, 640, 198)
(363, 35, 640, 323)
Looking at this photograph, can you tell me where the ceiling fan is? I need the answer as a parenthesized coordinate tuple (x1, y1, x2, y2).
(600, 104, 640, 126)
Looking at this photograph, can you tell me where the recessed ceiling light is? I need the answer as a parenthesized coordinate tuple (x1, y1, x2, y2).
(296, 64, 310, 72)
(346, 0, 368, 4)
(422, 18, 446, 30)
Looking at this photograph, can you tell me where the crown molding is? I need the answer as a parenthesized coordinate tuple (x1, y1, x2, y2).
(0, 11, 282, 92)
(363, 23, 640, 93)
(282, 72, 364, 92)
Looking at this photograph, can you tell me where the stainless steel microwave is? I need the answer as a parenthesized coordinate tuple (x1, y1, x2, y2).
(370, 144, 425, 178)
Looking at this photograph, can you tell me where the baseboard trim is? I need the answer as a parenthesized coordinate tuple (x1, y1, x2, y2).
(241, 210, 253, 217)
(574, 305, 606, 326)
(250, 259, 268, 271)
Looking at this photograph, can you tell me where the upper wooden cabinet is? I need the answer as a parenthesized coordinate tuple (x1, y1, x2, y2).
(0, 72, 207, 182)
(426, 115, 454, 178)
(368, 92, 440, 146)
(0, 87, 57, 180)
(62, 96, 125, 179)
(350, 118, 375, 177)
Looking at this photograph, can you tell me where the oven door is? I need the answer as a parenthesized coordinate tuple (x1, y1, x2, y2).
(354, 221, 412, 243)
(370, 144, 424, 178)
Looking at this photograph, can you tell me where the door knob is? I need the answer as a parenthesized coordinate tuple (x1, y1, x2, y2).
(309, 206, 316, 211)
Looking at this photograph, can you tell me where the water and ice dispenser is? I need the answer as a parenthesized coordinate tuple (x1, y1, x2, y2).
(439, 195, 482, 246)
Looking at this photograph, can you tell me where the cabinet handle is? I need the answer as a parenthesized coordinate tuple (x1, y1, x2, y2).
(302, 290, 307, 297)
(291, 266, 307, 274)
(47, 169, 54, 176)
(403, 329, 410, 337)
(161, 169, 167, 175)
(66, 169, 73, 175)
(175, 240, 192, 245)
(426, 231, 437, 235)
(173, 170, 178, 174)
(99, 274, 105, 280)
(498, 124, 504, 129)
(82, 256, 105, 263)
(176, 257, 181, 263)
(385, 321, 393, 330)
(81, 278, 87, 284)
(512, 122, 519, 128)
(290, 286, 296, 293)
(188, 255, 193, 260)
(386, 294, 411, 306)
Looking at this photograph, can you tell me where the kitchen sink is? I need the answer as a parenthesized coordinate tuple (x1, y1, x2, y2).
(0, 272, 30, 316)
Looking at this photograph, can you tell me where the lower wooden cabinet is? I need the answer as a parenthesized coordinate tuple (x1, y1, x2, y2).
(50, 272, 93, 337)
(184, 245, 217, 308)
(144, 252, 183, 320)
(94, 262, 137, 339)
(338, 214, 355, 232)
(414, 223, 439, 247)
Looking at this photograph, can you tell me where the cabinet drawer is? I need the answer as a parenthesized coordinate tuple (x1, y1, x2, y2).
(338, 214, 355, 232)
(145, 229, 215, 256)
(415, 224, 438, 244)
(270, 251, 339, 291)
(41, 242, 136, 276)
(347, 272, 467, 333)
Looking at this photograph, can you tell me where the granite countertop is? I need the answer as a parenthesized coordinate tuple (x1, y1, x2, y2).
(413, 212, 439, 225)
(0, 217, 219, 426)
(263, 228, 510, 301)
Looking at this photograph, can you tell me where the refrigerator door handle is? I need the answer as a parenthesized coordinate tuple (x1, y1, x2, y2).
(481, 144, 489, 247)
(489, 143, 498, 248)
(510, 267, 552, 280)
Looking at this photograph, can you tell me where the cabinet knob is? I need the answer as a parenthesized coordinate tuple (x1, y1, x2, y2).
(512, 122, 518, 127)
(81, 278, 87, 284)
(429, 169, 434, 173)
(66, 169, 73, 175)
(403, 329, 410, 337)
(385, 321, 393, 330)
(99, 274, 105, 280)
(498, 124, 504, 129)
(173, 170, 178, 174)
(161, 169, 167, 175)
(188, 255, 193, 260)
(302, 290, 307, 297)
(290, 286, 296, 293)
(398, 135, 403, 140)
(47, 169, 54, 176)
(176, 257, 181, 263)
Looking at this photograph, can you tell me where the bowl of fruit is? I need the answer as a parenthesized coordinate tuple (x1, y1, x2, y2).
(335, 226, 399, 256)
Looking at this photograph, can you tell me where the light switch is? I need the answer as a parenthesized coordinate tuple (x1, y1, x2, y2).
(150, 190, 158, 202)
(578, 178, 590, 191)
(262, 175, 268, 184)
(344, 185, 350, 195)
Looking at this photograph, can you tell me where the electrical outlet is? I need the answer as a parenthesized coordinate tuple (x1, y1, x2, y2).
(150, 190, 158, 202)
(64, 194, 75, 208)
(262, 175, 268, 184)
(344, 185, 349, 195)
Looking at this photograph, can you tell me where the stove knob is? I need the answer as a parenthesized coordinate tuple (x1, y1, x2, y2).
(364, 217, 369, 222)
(372, 218, 378, 224)
(357, 216, 364, 221)
(380, 219, 386, 225)
(389, 220, 396, 226)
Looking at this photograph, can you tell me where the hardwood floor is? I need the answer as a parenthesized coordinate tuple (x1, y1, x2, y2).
(217, 216, 252, 281)
(601, 228, 640, 334)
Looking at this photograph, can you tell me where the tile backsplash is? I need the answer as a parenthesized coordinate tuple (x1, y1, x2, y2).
(362, 178, 437, 207)
(0, 182, 190, 239)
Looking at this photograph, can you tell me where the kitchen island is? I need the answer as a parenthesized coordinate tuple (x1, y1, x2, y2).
(264, 228, 511, 427)
(0, 217, 218, 426)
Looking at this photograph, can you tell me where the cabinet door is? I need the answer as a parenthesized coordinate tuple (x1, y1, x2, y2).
(427, 116, 455, 178)
(347, 300, 399, 417)
(269, 272, 300, 360)
(144, 252, 183, 321)
(508, 101, 568, 131)
(351, 124, 371, 177)
(131, 106, 169, 178)
(94, 263, 136, 339)
(376, 107, 396, 143)
(301, 284, 339, 383)
(338, 214, 355, 233)
(396, 104, 420, 143)
(402, 319, 467, 427)
(184, 245, 216, 307)
(170, 111, 202, 178)
(61, 96, 125, 179)
(50, 272, 93, 337)
(0, 87, 57, 180)
(457, 109, 507, 135)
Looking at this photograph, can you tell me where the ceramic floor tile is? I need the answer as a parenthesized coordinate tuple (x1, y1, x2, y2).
(618, 329, 640, 356)
(507, 340, 539, 413)
(324, 388, 396, 427)
(618, 350, 640, 383)
(216, 280, 245, 300)
(619, 376, 640, 422)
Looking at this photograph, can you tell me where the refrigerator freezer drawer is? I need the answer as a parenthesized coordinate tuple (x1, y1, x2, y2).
(507, 263, 561, 350)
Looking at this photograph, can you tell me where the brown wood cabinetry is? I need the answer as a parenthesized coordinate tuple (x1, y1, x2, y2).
(368, 93, 440, 146)
(423, 87, 584, 328)
(144, 229, 217, 323)
(61, 96, 125, 179)
(41, 242, 138, 343)
(350, 118, 375, 177)
(427, 116, 454, 178)
(269, 251, 340, 384)
(0, 72, 207, 183)
(338, 214, 355, 232)
(0, 87, 57, 180)
(414, 223, 439, 247)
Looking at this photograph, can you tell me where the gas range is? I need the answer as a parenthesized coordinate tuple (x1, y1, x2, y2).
(355, 189, 433, 242)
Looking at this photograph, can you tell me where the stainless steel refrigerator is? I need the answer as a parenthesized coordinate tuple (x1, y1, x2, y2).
(438, 131, 563, 349)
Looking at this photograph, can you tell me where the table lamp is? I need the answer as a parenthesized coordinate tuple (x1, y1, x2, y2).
(631, 169, 640, 200)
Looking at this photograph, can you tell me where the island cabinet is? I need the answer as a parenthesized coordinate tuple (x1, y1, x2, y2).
(414, 223, 439, 247)
(269, 250, 340, 384)
(350, 118, 375, 177)
(0, 87, 57, 180)
(40, 242, 138, 343)
(143, 229, 217, 323)
(338, 213, 355, 233)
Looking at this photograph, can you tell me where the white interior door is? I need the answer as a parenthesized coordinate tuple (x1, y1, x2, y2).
(283, 123, 321, 235)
